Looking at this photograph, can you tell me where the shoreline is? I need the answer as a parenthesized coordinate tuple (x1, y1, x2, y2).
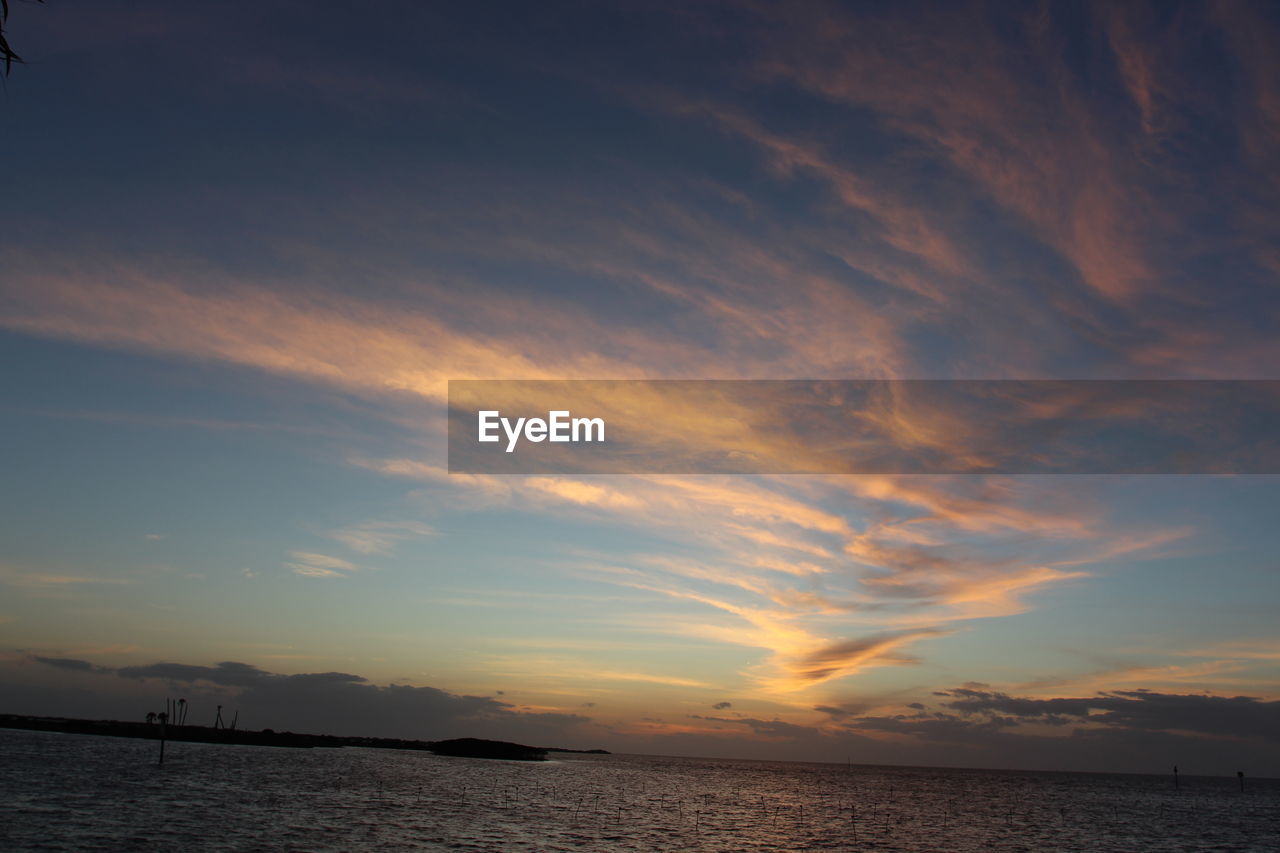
(0, 713, 609, 759)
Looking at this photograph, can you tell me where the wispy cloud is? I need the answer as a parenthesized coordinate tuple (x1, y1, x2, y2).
(285, 552, 358, 579)
(353, 459, 1181, 692)
(1, 0, 1273, 760)
(327, 520, 435, 555)
(0, 564, 134, 588)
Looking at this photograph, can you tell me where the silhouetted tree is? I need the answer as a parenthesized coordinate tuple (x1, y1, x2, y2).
(0, 0, 42, 76)
(157, 711, 168, 725)
(177, 698, 187, 725)
(145, 711, 157, 724)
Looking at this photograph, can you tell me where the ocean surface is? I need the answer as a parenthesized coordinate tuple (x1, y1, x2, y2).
(1, 728, 1277, 852)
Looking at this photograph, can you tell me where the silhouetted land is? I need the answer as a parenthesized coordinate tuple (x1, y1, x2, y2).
(0, 714, 608, 760)
(429, 737, 546, 761)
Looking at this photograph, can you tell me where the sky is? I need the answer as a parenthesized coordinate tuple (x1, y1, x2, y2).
(1, 0, 1279, 776)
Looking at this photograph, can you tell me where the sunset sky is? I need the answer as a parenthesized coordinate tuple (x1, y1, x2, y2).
(2, 0, 1279, 775)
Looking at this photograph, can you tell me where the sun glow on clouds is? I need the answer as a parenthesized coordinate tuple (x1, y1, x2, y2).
(0, 247, 1206, 704)
(1, 0, 1278, 764)
(351, 464, 1160, 694)
(286, 552, 358, 578)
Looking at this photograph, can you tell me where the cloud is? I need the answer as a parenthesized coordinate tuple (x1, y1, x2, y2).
(369, 461, 1178, 693)
(673, 686, 1280, 771)
(1178, 640, 1280, 662)
(28, 656, 590, 744)
(116, 660, 283, 687)
(15, 654, 1280, 772)
(791, 629, 944, 684)
(0, 564, 134, 588)
(31, 656, 112, 674)
(327, 520, 435, 555)
(689, 714, 819, 741)
(938, 687, 1280, 742)
(0, 62, 1216, 710)
(740, 0, 1280, 379)
(1014, 659, 1253, 697)
(285, 552, 358, 578)
(712, 701, 732, 710)
(1, 0, 1268, 754)
(476, 653, 717, 691)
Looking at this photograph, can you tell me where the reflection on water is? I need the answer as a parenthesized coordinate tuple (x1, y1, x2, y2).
(2, 728, 1277, 851)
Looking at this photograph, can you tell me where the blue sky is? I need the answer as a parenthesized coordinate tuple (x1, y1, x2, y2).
(2, 0, 1279, 774)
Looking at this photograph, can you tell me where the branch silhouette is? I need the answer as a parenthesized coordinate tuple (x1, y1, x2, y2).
(1, 0, 43, 77)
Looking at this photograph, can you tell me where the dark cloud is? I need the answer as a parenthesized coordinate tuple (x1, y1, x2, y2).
(32, 656, 106, 673)
(940, 688, 1280, 742)
(281, 671, 368, 685)
(115, 661, 278, 687)
(813, 687, 1280, 773)
(14, 655, 1280, 774)
(814, 705, 849, 718)
(691, 715, 817, 739)
(677, 686, 1280, 774)
(25, 655, 590, 745)
(712, 701, 732, 710)
(851, 712, 1021, 739)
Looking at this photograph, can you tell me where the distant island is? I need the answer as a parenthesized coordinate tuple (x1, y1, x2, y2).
(430, 737, 547, 761)
(0, 713, 609, 760)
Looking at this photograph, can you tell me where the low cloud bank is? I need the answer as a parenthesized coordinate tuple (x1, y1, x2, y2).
(8, 657, 1280, 774)
(19, 656, 590, 745)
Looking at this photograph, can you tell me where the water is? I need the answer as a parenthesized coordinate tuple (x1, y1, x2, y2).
(2, 728, 1277, 851)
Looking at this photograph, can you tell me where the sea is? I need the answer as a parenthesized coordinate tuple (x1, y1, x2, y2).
(1, 728, 1277, 852)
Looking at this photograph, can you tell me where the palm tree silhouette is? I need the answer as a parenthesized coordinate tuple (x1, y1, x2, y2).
(177, 698, 187, 726)
(145, 711, 157, 724)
